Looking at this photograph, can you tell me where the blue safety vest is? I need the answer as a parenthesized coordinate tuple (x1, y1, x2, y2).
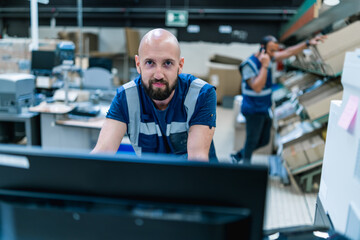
(240, 54, 272, 114)
(121, 74, 217, 161)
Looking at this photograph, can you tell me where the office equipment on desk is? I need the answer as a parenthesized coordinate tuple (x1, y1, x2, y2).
(31, 50, 56, 76)
(52, 89, 90, 103)
(55, 41, 75, 66)
(0, 73, 35, 114)
(83, 67, 113, 90)
(89, 57, 112, 72)
(68, 103, 101, 117)
(29, 101, 74, 115)
(0, 145, 268, 240)
(0, 112, 40, 145)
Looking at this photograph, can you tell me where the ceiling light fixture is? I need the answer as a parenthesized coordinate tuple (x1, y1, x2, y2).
(324, 0, 340, 6)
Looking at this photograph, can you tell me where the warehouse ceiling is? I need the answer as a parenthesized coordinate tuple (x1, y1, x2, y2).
(0, 0, 305, 43)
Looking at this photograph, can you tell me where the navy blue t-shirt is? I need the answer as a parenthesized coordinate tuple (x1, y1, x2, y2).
(106, 73, 217, 160)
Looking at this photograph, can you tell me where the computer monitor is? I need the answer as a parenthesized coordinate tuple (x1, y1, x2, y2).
(0, 145, 268, 240)
(89, 57, 112, 72)
(31, 50, 56, 75)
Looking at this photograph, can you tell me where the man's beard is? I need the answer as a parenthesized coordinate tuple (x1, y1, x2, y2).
(141, 70, 179, 101)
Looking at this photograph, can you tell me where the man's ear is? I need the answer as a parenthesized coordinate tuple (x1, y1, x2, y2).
(135, 55, 141, 74)
(178, 57, 184, 74)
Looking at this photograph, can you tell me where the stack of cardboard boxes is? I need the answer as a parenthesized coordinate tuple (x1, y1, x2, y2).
(298, 79, 343, 120)
(0, 38, 60, 74)
(291, 21, 360, 76)
(282, 135, 325, 170)
(207, 54, 242, 104)
(315, 21, 360, 75)
(58, 32, 98, 55)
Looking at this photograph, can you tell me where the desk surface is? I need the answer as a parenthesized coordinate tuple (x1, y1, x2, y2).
(29, 102, 75, 114)
(0, 112, 39, 120)
(56, 117, 105, 129)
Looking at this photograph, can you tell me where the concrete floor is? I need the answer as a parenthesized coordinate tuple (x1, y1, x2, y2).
(214, 106, 317, 230)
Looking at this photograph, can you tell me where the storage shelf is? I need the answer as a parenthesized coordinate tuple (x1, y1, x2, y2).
(281, 0, 360, 44)
(281, 126, 323, 149)
(291, 159, 323, 175)
(285, 63, 342, 78)
(312, 114, 329, 126)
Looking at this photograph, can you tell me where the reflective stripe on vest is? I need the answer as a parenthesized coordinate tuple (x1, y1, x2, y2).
(184, 78, 206, 129)
(124, 78, 206, 155)
(245, 57, 259, 75)
(242, 82, 272, 97)
(123, 81, 142, 155)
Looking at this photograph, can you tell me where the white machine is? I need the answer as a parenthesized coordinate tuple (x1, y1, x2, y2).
(0, 73, 35, 114)
(317, 49, 360, 239)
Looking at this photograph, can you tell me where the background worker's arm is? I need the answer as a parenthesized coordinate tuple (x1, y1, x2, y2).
(246, 50, 270, 93)
(91, 118, 127, 154)
(274, 35, 327, 61)
(187, 125, 215, 162)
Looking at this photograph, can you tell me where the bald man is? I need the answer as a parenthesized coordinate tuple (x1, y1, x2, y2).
(92, 29, 217, 162)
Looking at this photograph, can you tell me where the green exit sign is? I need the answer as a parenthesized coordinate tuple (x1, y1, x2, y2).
(166, 10, 188, 27)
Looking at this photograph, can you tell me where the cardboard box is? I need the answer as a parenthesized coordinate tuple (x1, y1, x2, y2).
(0, 38, 61, 74)
(282, 72, 311, 89)
(314, 21, 360, 75)
(299, 79, 343, 120)
(38, 39, 60, 51)
(302, 135, 325, 163)
(208, 62, 242, 104)
(316, 21, 360, 61)
(209, 54, 242, 65)
(302, 90, 343, 120)
(0, 38, 30, 59)
(282, 143, 309, 170)
(58, 31, 98, 54)
(125, 28, 140, 58)
(298, 78, 341, 103)
(320, 50, 349, 76)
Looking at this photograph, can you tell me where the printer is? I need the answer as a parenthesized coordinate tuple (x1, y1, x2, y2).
(0, 73, 35, 114)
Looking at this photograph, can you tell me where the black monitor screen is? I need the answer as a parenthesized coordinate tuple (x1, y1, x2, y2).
(89, 57, 112, 72)
(0, 145, 268, 240)
(31, 50, 56, 74)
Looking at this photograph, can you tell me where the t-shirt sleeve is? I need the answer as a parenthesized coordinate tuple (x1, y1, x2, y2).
(241, 63, 257, 81)
(106, 87, 129, 124)
(189, 85, 217, 128)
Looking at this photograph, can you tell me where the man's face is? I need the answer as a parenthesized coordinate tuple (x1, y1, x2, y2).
(135, 39, 184, 101)
(265, 41, 279, 58)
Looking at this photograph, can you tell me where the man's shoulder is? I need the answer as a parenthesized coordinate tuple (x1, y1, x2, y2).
(179, 73, 213, 89)
(122, 78, 140, 90)
(240, 54, 261, 73)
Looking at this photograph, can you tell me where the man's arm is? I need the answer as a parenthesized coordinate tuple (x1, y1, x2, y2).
(274, 35, 327, 61)
(246, 50, 270, 93)
(91, 118, 127, 154)
(187, 125, 215, 162)
(247, 65, 269, 93)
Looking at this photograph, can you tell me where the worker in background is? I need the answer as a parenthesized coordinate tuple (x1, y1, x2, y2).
(231, 34, 326, 164)
(92, 28, 217, 162)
